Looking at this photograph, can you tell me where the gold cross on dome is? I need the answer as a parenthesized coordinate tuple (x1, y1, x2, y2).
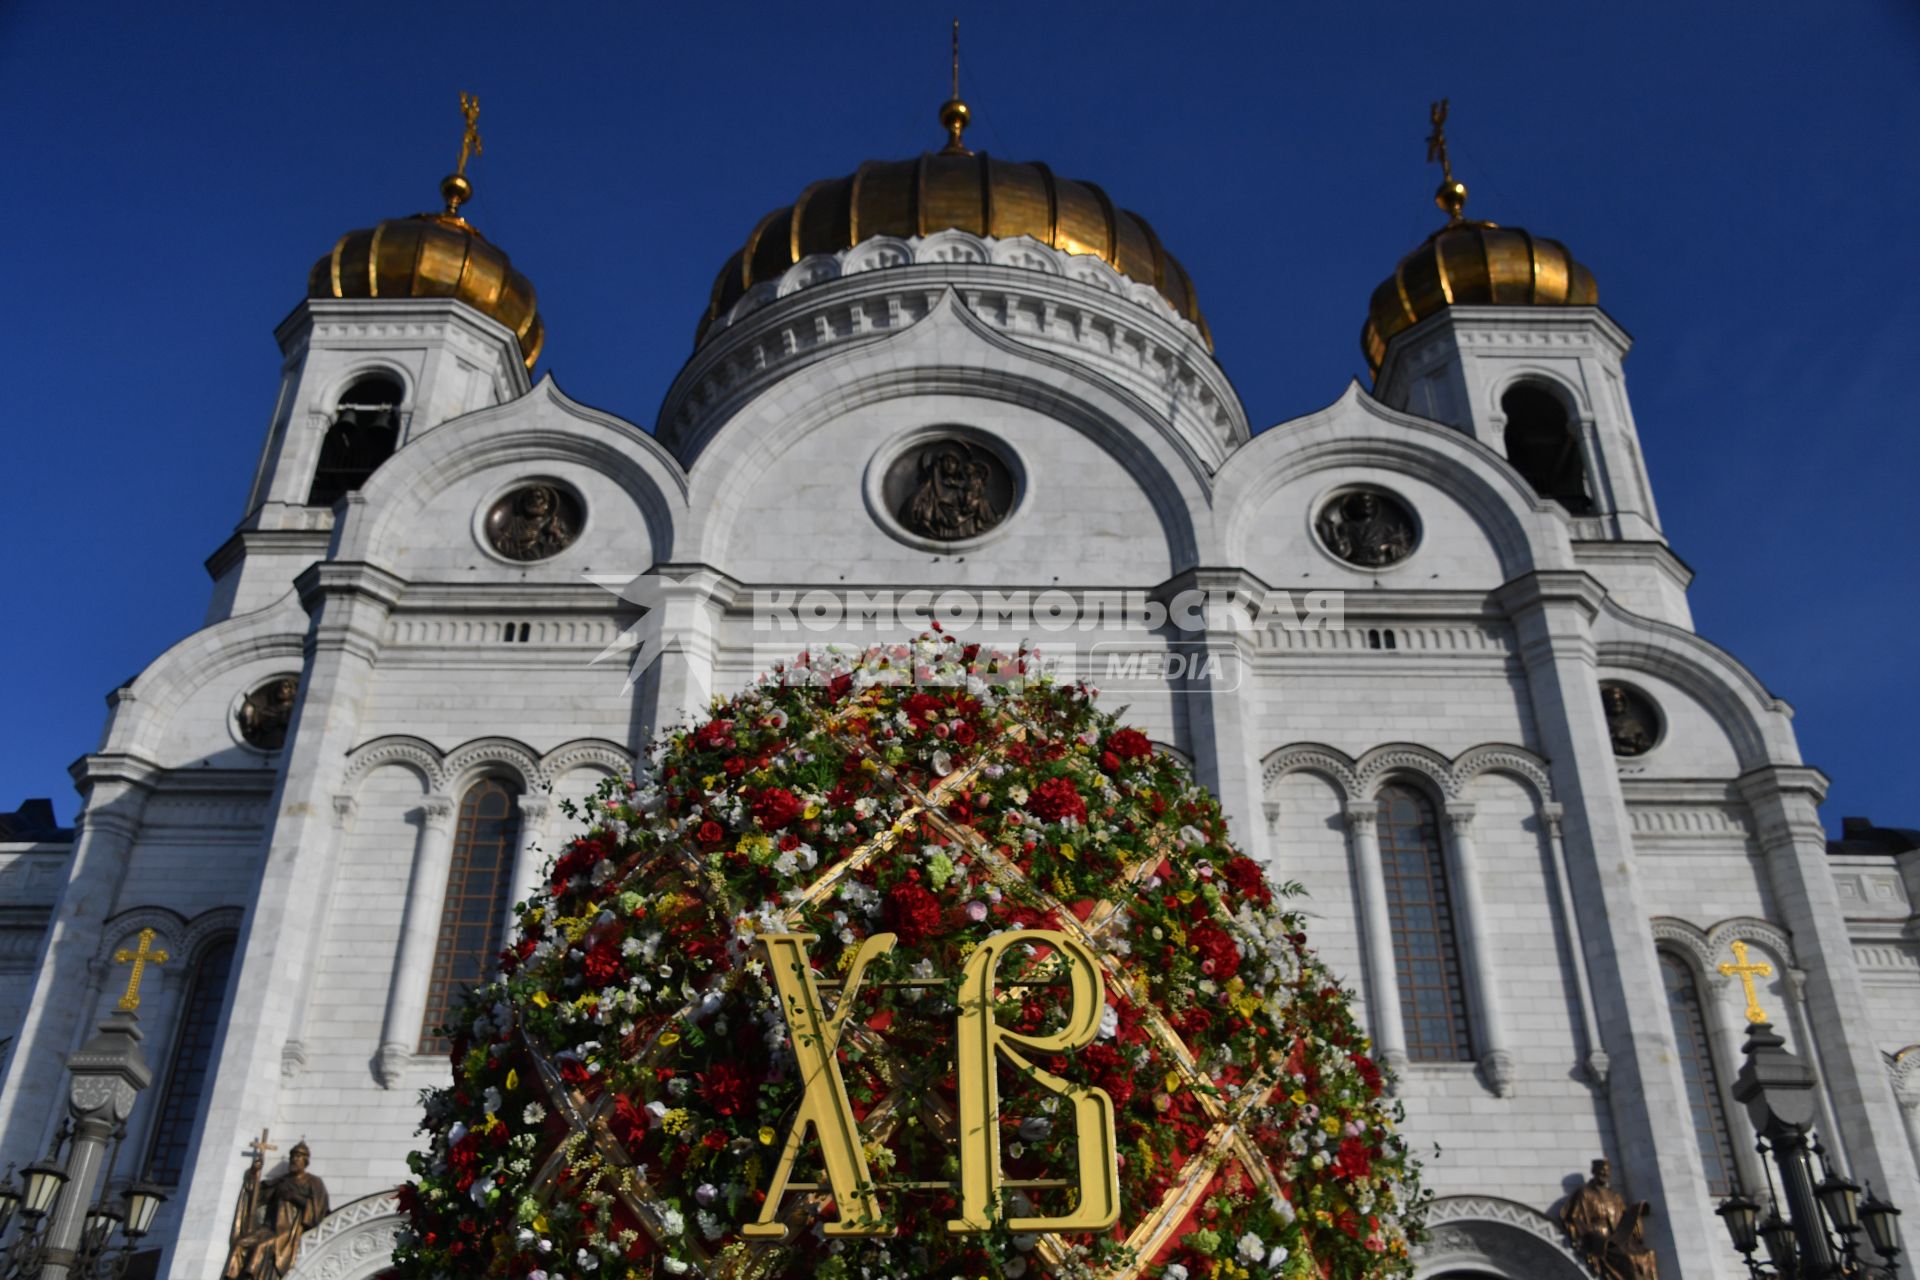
(455, 91, 483, 179)
(1718, 939, 1774, 1024)
(111, 927, 170, 1012)
(1426, 98, 1453, 182)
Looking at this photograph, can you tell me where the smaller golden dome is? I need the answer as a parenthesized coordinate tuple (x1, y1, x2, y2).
(307, 200, 544, 371)
(1363, 102, 1598, 377)
(1361, 216, 1596, 376)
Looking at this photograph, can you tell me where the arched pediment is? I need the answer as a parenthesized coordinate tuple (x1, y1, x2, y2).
(1414, 1195, 1591, 1279)
(287, 1191, 402, 1280)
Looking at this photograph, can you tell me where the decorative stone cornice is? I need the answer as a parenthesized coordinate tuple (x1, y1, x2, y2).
(1413, 1193, 1592, 1278)
(659, 241, 1246, 467)
(295, 1190, 405, 1280)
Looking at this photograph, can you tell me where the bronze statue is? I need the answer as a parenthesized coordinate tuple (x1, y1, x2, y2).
(1601, 684, 1657, 756)
(236, 677, 298, 751)
(901, 442, 1007, 541)
(1316, 490, 1416, 568)
(487, 483, 578, 561)
(224, 1139, 330, 1280)
(1560, 1159, 1658, 1279)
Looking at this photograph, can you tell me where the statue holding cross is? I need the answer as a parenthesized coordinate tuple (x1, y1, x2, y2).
(1719, 938, 1774, 1024)
(111, 927, 169, 1012)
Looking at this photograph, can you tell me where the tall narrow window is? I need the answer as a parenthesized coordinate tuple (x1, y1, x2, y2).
(1501, 383, 1592, 513)
(1377, 784, 1473, 1061)
(1662, 951, 1741, 1196)
(146, 937, 236, 1185)
(308, 374, 402, 506)
(420, 778, 521, 1052)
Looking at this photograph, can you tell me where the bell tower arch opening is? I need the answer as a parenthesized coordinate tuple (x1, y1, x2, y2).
(307, 373, 403, 507)
(1500, 381, 1591, 513)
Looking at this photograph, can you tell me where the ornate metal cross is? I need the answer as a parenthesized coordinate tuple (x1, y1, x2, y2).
(1426, 99, 1452, 181)
(247, 1128, 276, 1163)
(455, 91, 483, 179)
(1718, 938, 1774, 1024)
(111, 927, 170, 1012)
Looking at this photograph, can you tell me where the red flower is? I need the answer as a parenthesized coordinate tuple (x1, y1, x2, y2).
(1106, 728, 1153, 762)
(696, 820, 726, 846)
(1189, 923, 1241, 980)
(1030, 776, 1087, 825)
(582, 939, 623, 987)
(1352, 1052, 1384, 1094)
(751, 787, 805, 830)
(886, 879, 944, 946)
(693, 719, 734, 751)
(951, 721, 977, 747)
(902, 693, 943, 728)
(1221, 855, 1273, 907)
(698, 1061, 755, 1116)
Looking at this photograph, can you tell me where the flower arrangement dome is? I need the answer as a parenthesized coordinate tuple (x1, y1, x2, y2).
(307, 171, 545, 372)
(697, 93, 1209, 348)
(1360, 104, 1597, 377)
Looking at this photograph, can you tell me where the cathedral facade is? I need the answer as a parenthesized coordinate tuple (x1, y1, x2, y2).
(1, 96, 1916, 1280)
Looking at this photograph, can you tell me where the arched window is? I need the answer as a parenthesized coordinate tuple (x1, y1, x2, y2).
(1376, 784, 1473, 1061)
(1661, 951, 1741, 1196)
(146, 936, 236, 1184)
(1501, 383, 1591, 513)
(420, 777, 522, 1052)
(307, 374, 402, 506)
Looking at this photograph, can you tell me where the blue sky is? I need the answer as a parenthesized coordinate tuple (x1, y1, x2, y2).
(2, 3, 1915, 831)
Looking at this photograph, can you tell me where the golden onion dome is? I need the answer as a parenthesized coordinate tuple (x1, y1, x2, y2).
(308, 172, 545, 371)
(1362, 104, 1597, 377)
(698, 116, 1209, 348)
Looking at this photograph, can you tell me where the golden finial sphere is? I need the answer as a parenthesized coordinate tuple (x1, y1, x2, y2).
(939, 98, 970, 133)
(440, 172, 474, 214)
(1434, 178, 1469, 220)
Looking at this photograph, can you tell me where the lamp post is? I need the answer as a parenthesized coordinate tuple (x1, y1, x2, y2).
(1717, 1019, 1906, 1279)
(0, 1010, 168, 1279)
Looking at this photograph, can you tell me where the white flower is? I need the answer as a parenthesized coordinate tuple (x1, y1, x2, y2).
(1179, 825, 1206, 847)
(1006, 1260, 1029, 1279)
(483, 1086, 502, 1114)
(1163, 1267, 1189, 1280)
(1099, 1003, 1120, 1039)
(658, 1206, 686, 1236)
(931, 749, 953, 775)
(1237, 1231, 1267, 1264)
(1271, 1194, 1297, 1224)
(522, 1102, 546, 1125)
(1266, 1244, 1291, 1270)
(1018, 1116, 1052, 1142)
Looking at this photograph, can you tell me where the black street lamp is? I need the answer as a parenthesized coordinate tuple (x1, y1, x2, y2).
(1716, 1020, 1907, 1279)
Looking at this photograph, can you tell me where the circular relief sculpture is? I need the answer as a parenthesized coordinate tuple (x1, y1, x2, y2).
(1315, 488, 1419, 568)
(237, 676, 299, 751)
(1600, 681, 1661, 757)
(485, 482, 583, 561)
(884, 438, 1014, 542)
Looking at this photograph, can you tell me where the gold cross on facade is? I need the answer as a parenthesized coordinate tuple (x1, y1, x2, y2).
(111, 927, 169, 1012)
(1718, 938, 1774, 1024)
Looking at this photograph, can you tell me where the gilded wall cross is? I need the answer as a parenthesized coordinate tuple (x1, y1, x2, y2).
(1718, 939, 1774, 1024)
(111, 927, 170, 1012)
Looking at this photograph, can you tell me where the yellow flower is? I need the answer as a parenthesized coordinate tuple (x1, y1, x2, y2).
(1165, 1071, 1182, 1093)
(1321, 1116, 1341, 1137)
(804, 803, 820, 819)
(505, 1068, 519, 1092)
(1175, 889, 1196, 905)
(758, 1126, 777, 1146)
(531, 991, 551, 1009)
(702, 773, 721, 790)
(661, 1107, 692, 1135)
(533, 1213, 549, 1233)
(1290, 1089, 1308, 1106)
(658, 1030, 681, 1045)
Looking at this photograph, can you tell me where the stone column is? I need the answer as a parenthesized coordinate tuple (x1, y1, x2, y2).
(1894, 1062, 1920, 1184)
(1159, 569, 1271, 867)
(1542, 803, 1609, 1084)
(502, 794, 554, 952)
(164, 553, 402, 1280)
(375, 795, 458, 1086)
(1493, 571, 1725, 1276)
(1442, 803, 1514, 1097)
(279, 793, 358, 1079)
(1343, 801, 1408, 1075)
(1736, 765, 1920, 1234)
(0, 764, 153, 1174)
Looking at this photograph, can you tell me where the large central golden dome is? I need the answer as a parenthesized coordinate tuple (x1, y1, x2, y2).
(698, 143, 1209, 347)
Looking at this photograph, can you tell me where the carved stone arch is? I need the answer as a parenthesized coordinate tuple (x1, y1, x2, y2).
(1148, 739, 1193, 768)
(1452, 744, 1555, 804)
(319, 359, 415, 419)
(1413, 1196, 1591, 1279)
(287, 1191, 402, 1280)
(96, 907, 190, 975)
(1892, 1047, 1920, 1104)
(1486, 365, 1593, 420)
(1704, 916, 1797, 970)
(176, 906, 245, 969)
(440, 737, 542, 797)
(1355, 743, 1459, 802)
(536, 738, 634, 789)
(342, 736, 443, 792)
(1649, 916, 1718, 979)
(1260, 743, 1360, 801)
